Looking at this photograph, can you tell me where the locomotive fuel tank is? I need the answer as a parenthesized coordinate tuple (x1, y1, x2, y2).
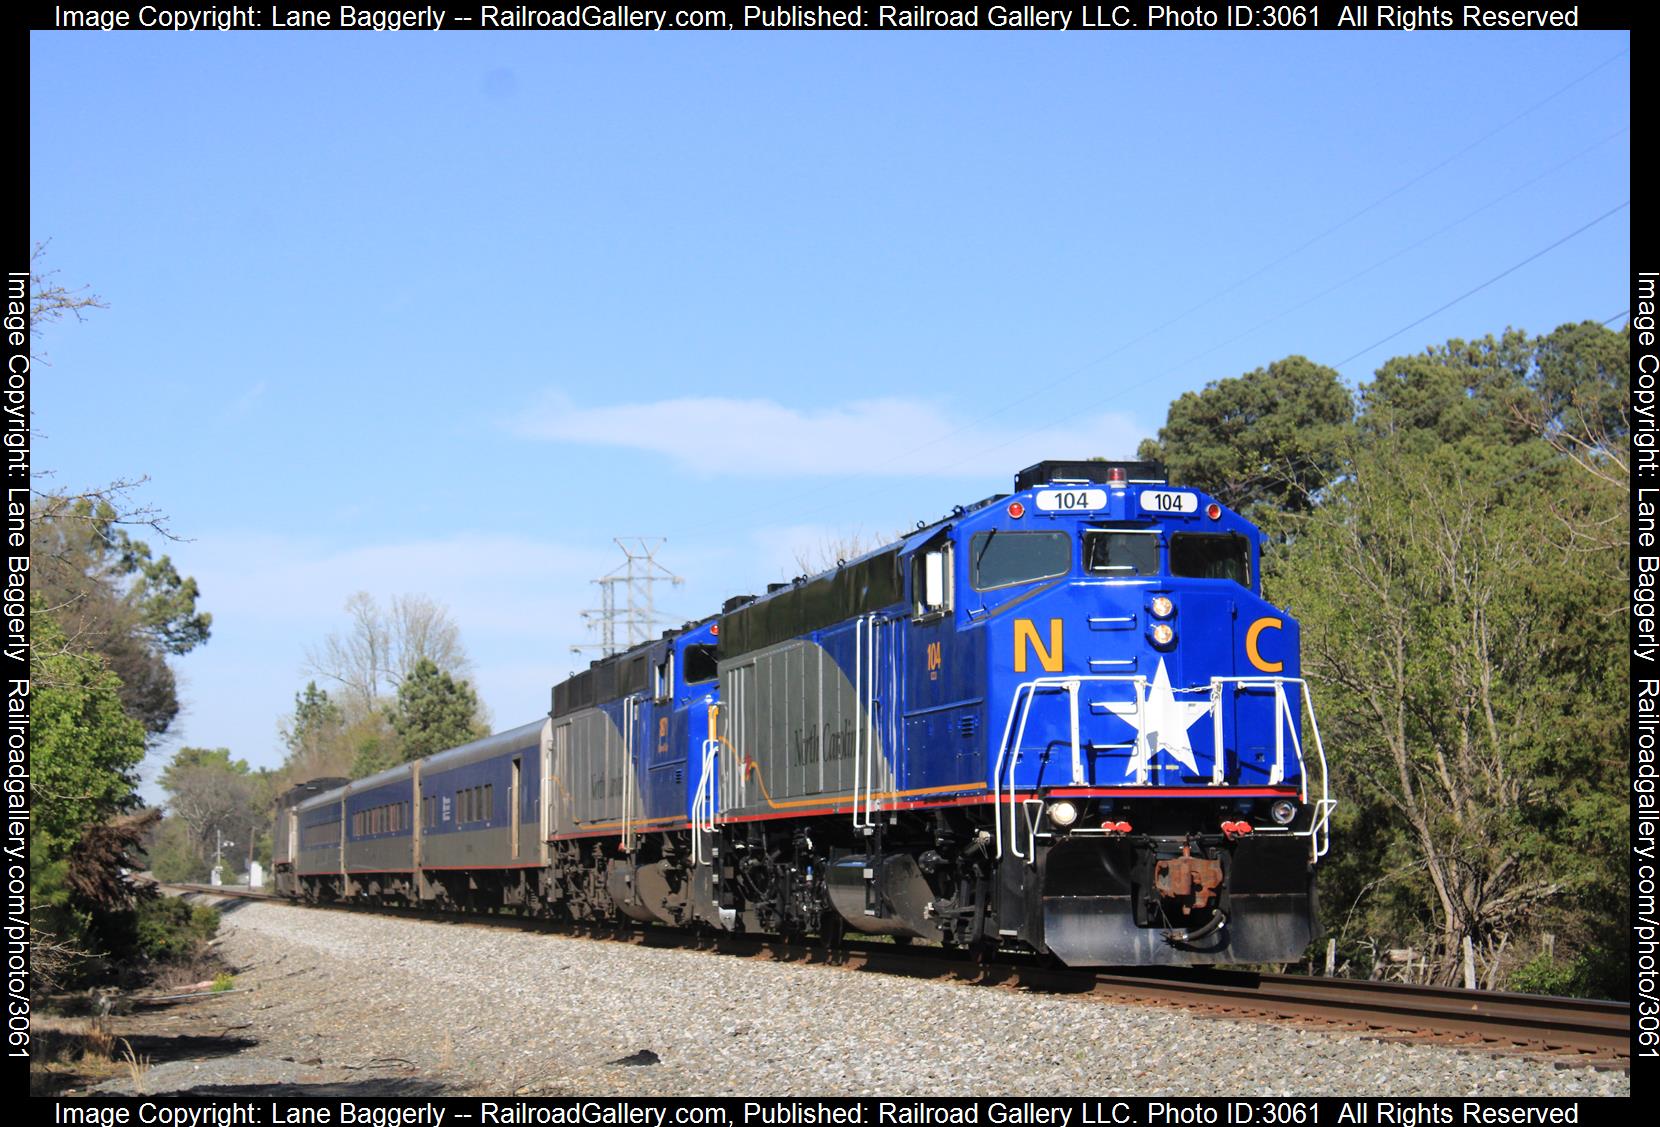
(825, 853, 938, 938)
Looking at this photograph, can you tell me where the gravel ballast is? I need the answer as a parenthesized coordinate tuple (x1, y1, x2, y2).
(96, 899, 1628, 1097)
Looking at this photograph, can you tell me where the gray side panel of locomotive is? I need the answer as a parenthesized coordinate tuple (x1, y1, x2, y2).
(549, 706, 627, 837)
(717, 632, 893, 820)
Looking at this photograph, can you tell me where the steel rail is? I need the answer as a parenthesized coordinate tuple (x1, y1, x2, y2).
(165, 884, 1628, 1068)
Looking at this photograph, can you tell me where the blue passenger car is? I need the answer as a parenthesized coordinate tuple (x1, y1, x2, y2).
(416, 720, 547, 908)
(342, 764, 416, 896)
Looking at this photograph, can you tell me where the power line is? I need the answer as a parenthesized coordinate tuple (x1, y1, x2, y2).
(973, 128, 1624, 443)
(927, 198, 1629, 477)
(657, 49, 1630, 547)
(1332, 200, 1629, 370)
(786, 48, 1632, 482)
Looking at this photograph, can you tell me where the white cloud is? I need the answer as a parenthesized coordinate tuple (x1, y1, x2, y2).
(510, 393, 1147, 478)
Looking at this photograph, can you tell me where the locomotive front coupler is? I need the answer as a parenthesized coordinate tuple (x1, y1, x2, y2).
(1132, 835, 1231, 930)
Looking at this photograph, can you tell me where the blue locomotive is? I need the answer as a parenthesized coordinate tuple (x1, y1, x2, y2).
(273, 461, 1334, 965)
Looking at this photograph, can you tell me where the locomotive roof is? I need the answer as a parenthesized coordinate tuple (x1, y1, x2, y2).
(550, 614, 718, 719)
(714, 462, 1247, 662)
(1013, 459, 1167, 490)
(276, 777, 348, 809)
(715, 492, 1014, 659)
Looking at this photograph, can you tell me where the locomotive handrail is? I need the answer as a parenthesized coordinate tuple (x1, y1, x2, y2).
(853, 613, 886, 832)
(690, 736, 720, 864)
(621, 697, 639, 854)
(852, 614, 866, 830)
(993, 674, 1335, 863)
(994, 675, 1148, 860)
(866, 615, 880, 829)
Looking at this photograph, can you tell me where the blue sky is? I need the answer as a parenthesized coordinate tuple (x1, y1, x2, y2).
(29, 31, 1630, 792)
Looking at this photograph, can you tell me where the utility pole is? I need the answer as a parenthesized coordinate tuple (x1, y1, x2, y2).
(572, 538, 684, 659)
(212, 828, 234, 887)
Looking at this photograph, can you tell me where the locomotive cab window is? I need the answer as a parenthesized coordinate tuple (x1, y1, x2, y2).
(654, 653, 674, 703)
(911, 542, 954, 619)
(1170, 533, 1251, 587)
(1084, 529, 1159, 578)
(970, 531, 1071, 591)
(682, 644, 718, 685)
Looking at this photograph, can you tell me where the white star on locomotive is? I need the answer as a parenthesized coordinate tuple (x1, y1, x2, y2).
(1103, 657, 1215, 776)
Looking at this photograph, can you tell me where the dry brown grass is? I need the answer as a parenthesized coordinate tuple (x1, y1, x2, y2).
(119, 1038, 150, 1094)
(147, 954, 226, 992)
(28, 1016, 132, 1095)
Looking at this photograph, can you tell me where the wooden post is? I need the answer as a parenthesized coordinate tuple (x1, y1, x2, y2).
(1463, 935, 1477, 990)
(1325, 938, 1336, 977)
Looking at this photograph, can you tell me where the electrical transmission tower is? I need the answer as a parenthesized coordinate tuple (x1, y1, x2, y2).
(572, 538, 685, 659)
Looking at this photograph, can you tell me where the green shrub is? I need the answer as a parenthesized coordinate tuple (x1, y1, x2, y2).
(132, 898, 220, 963)
(1508, 952, 1591, 998)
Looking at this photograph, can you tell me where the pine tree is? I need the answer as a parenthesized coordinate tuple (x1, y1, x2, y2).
(389, 658, 486, 764)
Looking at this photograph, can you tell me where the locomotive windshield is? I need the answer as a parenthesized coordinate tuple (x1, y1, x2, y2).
(1169, 532, 1251, 587)
(1083, 529, 1159, 577)
(969, 531, 1071, 590)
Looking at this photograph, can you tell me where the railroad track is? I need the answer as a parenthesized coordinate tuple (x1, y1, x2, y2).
(168, 884, 1630, 1070)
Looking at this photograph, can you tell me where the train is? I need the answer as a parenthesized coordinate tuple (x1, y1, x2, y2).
(273, 460, 1335, 965)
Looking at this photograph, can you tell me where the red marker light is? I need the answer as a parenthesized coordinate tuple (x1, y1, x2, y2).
(1104, 820, 1132, 834)
(1007, 501, 1025, 519)
(710, 624, 719, 636)
(1206, 503, 1221, 520)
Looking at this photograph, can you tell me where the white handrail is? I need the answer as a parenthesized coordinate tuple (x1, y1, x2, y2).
(852, 614, 886, 832)
(852, 615, 864, 830)
(990, 681, 1032, 859)
(865, 617, 881, 827)
(621, 697, 639, 854)
(1067, 679, 1083, 786)
(690, 737, 720, 864)
(1210, 681, 1225, 786)
(992, 674, 1336, 863)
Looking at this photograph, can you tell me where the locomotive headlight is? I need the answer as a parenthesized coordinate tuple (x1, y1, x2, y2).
(1048, 800, 1079, 828)
(1151, 623, 1175, 646)
(1270, 799, 1298, 825)
(1150, 596, 1174, 619)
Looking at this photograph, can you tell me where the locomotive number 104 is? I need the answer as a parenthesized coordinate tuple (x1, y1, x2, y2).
(1139, 490, 1198, 513)
(1034, 488, 1107, 512)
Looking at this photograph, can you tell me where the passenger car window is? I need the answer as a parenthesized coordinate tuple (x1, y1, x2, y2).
(970, 531, 1071, 591)
(1170, 533, 1251, 587)
(1084, 530, 1159, 577)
